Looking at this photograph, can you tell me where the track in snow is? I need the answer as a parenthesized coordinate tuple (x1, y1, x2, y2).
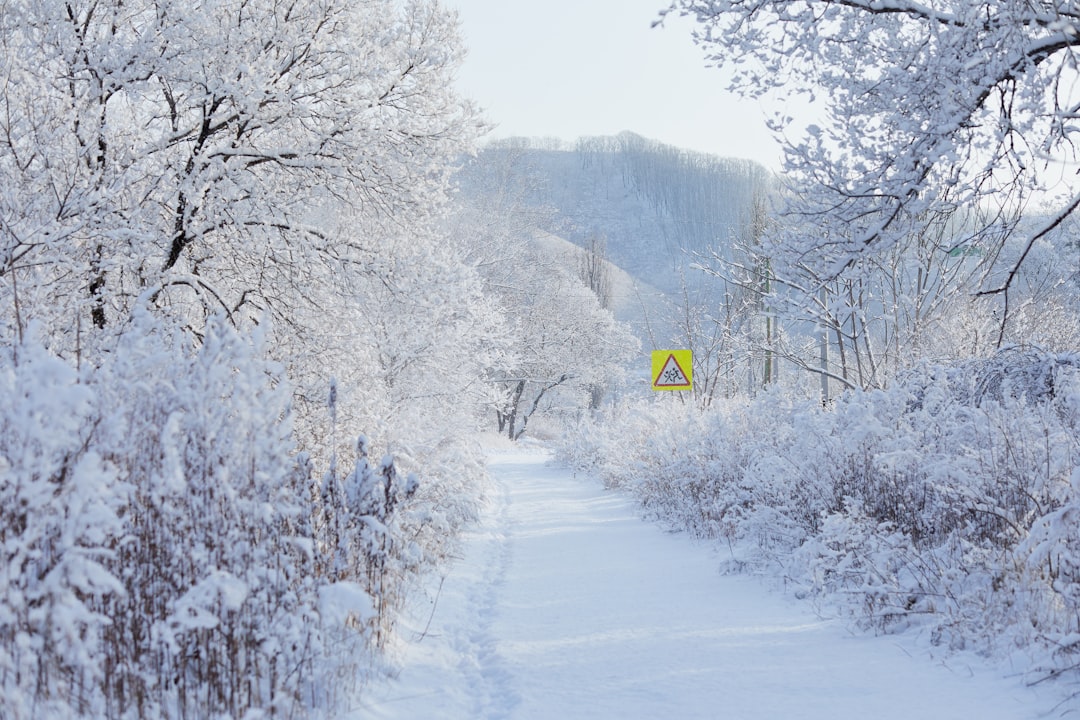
(361, 448, 1061, 719)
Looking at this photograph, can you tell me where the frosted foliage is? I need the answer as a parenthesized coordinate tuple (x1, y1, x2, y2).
(670, 0, 1080, 294)
(0, 328, 124, 720)
(0, 0, 492, 716)
(0, 0, 478, 351)
(451, 172, 640, 439)
(92, 314, 326, 720)
(560, 348, 1080, 673)
(0, 316, 439, 719)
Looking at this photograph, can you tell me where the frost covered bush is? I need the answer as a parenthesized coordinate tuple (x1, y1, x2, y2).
(317, 433, 420, 649)
(0, 314, 450, 720)
(566, 391, 841, 560)
(0, 325, 125, 720)
(559, 347, 1080, 673)
(91, 313, 331, 720)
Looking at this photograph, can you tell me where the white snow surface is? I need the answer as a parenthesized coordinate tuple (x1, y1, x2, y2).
(359, 447, 1062, 719)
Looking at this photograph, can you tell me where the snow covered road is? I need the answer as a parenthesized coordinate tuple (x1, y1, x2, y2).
(361, 448, 1061, 719)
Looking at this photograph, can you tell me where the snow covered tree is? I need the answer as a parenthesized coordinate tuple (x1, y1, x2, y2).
(579, 232, 615, 408)
(666, 0, 1080, 338)
(451, 145, 639, 437)
(579, 232, 613, 311)
(0, 0, 495, 589)
(0, 0, 480, 355)
(490, 243, 639, 440)
(0, 1, 496, 716)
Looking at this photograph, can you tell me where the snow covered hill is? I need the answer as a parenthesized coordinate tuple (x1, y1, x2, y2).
(457, 133, 773, 301)
(529, 229, 675, 347)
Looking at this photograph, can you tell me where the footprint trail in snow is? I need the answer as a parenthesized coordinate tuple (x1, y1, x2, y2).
(362, 448, 1058, 720)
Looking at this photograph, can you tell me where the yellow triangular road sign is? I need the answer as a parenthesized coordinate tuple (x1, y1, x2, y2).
(651, 350, 692, 391)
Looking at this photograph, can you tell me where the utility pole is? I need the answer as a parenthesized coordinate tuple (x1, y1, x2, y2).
(819, 285, 830, 405)
(763, 257, 773, 387)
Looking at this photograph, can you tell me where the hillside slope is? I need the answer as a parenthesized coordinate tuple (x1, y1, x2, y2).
(529, 229, 673, 343)
(457, 133, 773, 300)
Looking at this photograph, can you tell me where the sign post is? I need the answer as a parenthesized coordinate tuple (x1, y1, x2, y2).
(651, 350, 693, 391)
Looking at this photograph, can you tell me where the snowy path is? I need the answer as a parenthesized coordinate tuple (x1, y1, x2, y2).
(360, 448, 1062, 719)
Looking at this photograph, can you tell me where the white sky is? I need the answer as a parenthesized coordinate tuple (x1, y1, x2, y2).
(444, 0, 788, 170)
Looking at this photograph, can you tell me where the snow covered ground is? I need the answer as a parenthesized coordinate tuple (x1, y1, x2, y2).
(358, 447, 1069, 719)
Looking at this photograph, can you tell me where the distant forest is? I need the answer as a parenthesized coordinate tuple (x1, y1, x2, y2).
(458, 132, 773, 297)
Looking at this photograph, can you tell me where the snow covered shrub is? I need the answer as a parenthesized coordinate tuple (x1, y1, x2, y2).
(968, 346, 1080, 407)
(795, 506, 928, 631)
(318, 435, 419, 648)
(1017, 375, 1080, 672)
(1022, 474, 1080, 666)
(560, 349, 1080, 670)
(91, 313, 336, 719)
(561, 391, 834, 556)
(730, 393, 850, 557)
(572, 399, 747, 537)
(793, 368, 1079, 646)
(0, 327, 124, 720)
(0, 313, 481, 720)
